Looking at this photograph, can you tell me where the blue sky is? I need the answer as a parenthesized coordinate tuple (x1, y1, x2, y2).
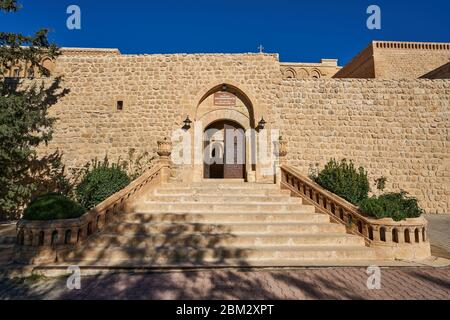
(1, 0, 449, 65)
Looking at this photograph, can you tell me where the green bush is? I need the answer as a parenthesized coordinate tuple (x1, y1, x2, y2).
(359, 191, 424, 221)
(23, 193, 85, 221)
(312, 159, 370, 205)
(75, 159, 131, 210)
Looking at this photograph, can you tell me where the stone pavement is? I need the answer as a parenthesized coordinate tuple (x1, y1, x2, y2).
(426, 214, 450, 259)
(0, 267, 449, 300)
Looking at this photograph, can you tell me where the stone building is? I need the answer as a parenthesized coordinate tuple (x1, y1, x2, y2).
(8, 41, 450, 214)
(11, 40, 450, 267)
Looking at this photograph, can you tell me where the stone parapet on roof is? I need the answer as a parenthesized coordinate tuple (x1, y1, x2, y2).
(60, 47, 121, 56)
(373, 40, 450, 51)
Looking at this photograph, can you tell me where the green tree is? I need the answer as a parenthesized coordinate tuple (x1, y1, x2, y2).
(0, 0, 67, 220)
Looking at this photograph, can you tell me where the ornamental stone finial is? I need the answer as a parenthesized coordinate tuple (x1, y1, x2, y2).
(157, 138, 172, 158)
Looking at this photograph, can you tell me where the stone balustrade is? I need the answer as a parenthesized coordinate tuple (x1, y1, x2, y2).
(15, 142, 172, 264)
(280, 165, 431, 260)
(374, 41, 450, 51)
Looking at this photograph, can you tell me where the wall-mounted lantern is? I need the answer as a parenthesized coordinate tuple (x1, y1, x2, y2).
(256, 117, 266, 131)
(182, 116, 192, 131)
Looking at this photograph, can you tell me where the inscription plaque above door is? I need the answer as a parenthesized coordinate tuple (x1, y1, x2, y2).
(214, 92, 236, 106)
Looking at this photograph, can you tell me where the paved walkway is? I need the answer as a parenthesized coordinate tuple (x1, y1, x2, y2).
(1, 216, 449, 300)
(427, 214, 450, 259)
(0, 267, 449, 300)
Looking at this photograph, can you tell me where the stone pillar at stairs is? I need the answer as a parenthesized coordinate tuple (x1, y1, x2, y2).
(274, 136, 287, 185)
(157, 138, 172, 183)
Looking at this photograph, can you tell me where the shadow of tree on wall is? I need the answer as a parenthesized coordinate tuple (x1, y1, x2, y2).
(1, 77, 70, 221)
(27, 150, 73, 198)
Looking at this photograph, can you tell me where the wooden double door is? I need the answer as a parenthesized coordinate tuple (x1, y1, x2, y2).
(204, 120, 246, 179)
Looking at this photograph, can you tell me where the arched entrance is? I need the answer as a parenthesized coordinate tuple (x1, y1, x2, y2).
(204, 120, 246, 179)
(183, 82, 272, 183)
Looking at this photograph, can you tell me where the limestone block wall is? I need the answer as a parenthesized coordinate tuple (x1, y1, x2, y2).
(39, 52, 282, 171)
(279, 79, 450, 214)
(335, 41, 450, 79)
(374, 42, 450, 79)
(34, 50, 450, 214)
(281, 59, 341, 79)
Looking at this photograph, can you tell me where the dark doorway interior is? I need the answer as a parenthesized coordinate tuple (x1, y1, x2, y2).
(203, 120, 246, 179)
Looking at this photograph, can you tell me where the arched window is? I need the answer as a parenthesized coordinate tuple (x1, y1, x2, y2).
(357, 221, 363, 234)
(51, 230, 58, 245)
(87, 222, 93, 236)
(404, 229, 411, 243)
(65, 230, 72, 244)
(380, 227, 386, 242)
(38, 231, 45, 246)
(415, 228, 420, 243)
(392, 229, 399, 243)
(368, 226, 374, 240)
(283, 68, 296, 79)
(311, 70, 321, 79)
(17, 230, 25, 245)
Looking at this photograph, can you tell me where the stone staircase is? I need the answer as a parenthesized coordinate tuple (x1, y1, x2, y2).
(61, 181, 377, 267)
(0, 223, 16, 266)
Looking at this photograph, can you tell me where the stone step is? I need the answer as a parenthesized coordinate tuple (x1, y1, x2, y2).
(62, 245, 375, 263)
(135, 202, 310, 213)
(158, 183, 279, 191)
(50, 258, 396, 269)
(121, 212, 328, 224)
(154, 188, 291, 196)
(0, 236, 16, 245)
(144, 194, 301, 204)
(87, 232, 366, 248)
(201, 179, 245, 183)
(108, 222, 346, 235)
(0, 245, 14, 264)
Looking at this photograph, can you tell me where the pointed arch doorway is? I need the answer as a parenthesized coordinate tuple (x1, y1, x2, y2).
(187, 82, 267, 183)
(204, 119, 246, 179)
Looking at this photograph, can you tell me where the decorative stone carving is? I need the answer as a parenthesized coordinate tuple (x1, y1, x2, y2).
(273, 136, 287, 158)
(280, 165, 431, 260)
(278, 136, 287, 158)
(157, 138, 172, 158)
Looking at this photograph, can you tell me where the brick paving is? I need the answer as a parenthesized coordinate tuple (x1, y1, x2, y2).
(1, 215, 449, 300)
(0, 267, 449, 300)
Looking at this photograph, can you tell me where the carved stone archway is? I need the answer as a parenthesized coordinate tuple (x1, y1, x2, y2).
(184, 82, 268, 183)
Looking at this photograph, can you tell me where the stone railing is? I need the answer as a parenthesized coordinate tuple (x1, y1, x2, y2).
(373, 41, 450, 51)
(280, 165, 431, 260)
(15, 142, 172, 264)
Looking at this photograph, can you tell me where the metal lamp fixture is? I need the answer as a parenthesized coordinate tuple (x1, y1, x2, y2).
(257, 117, 266, 131)
(183, 116, 192, 130)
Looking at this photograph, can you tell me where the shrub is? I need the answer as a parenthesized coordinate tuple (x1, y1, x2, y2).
(374, 176, 387, 192)
(312, 159, 370, 205)
(359, 191, 423, 221)
(23, 193, 85, 221)
(75, 158, 131, 210)
(119, 148, 155, 180)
